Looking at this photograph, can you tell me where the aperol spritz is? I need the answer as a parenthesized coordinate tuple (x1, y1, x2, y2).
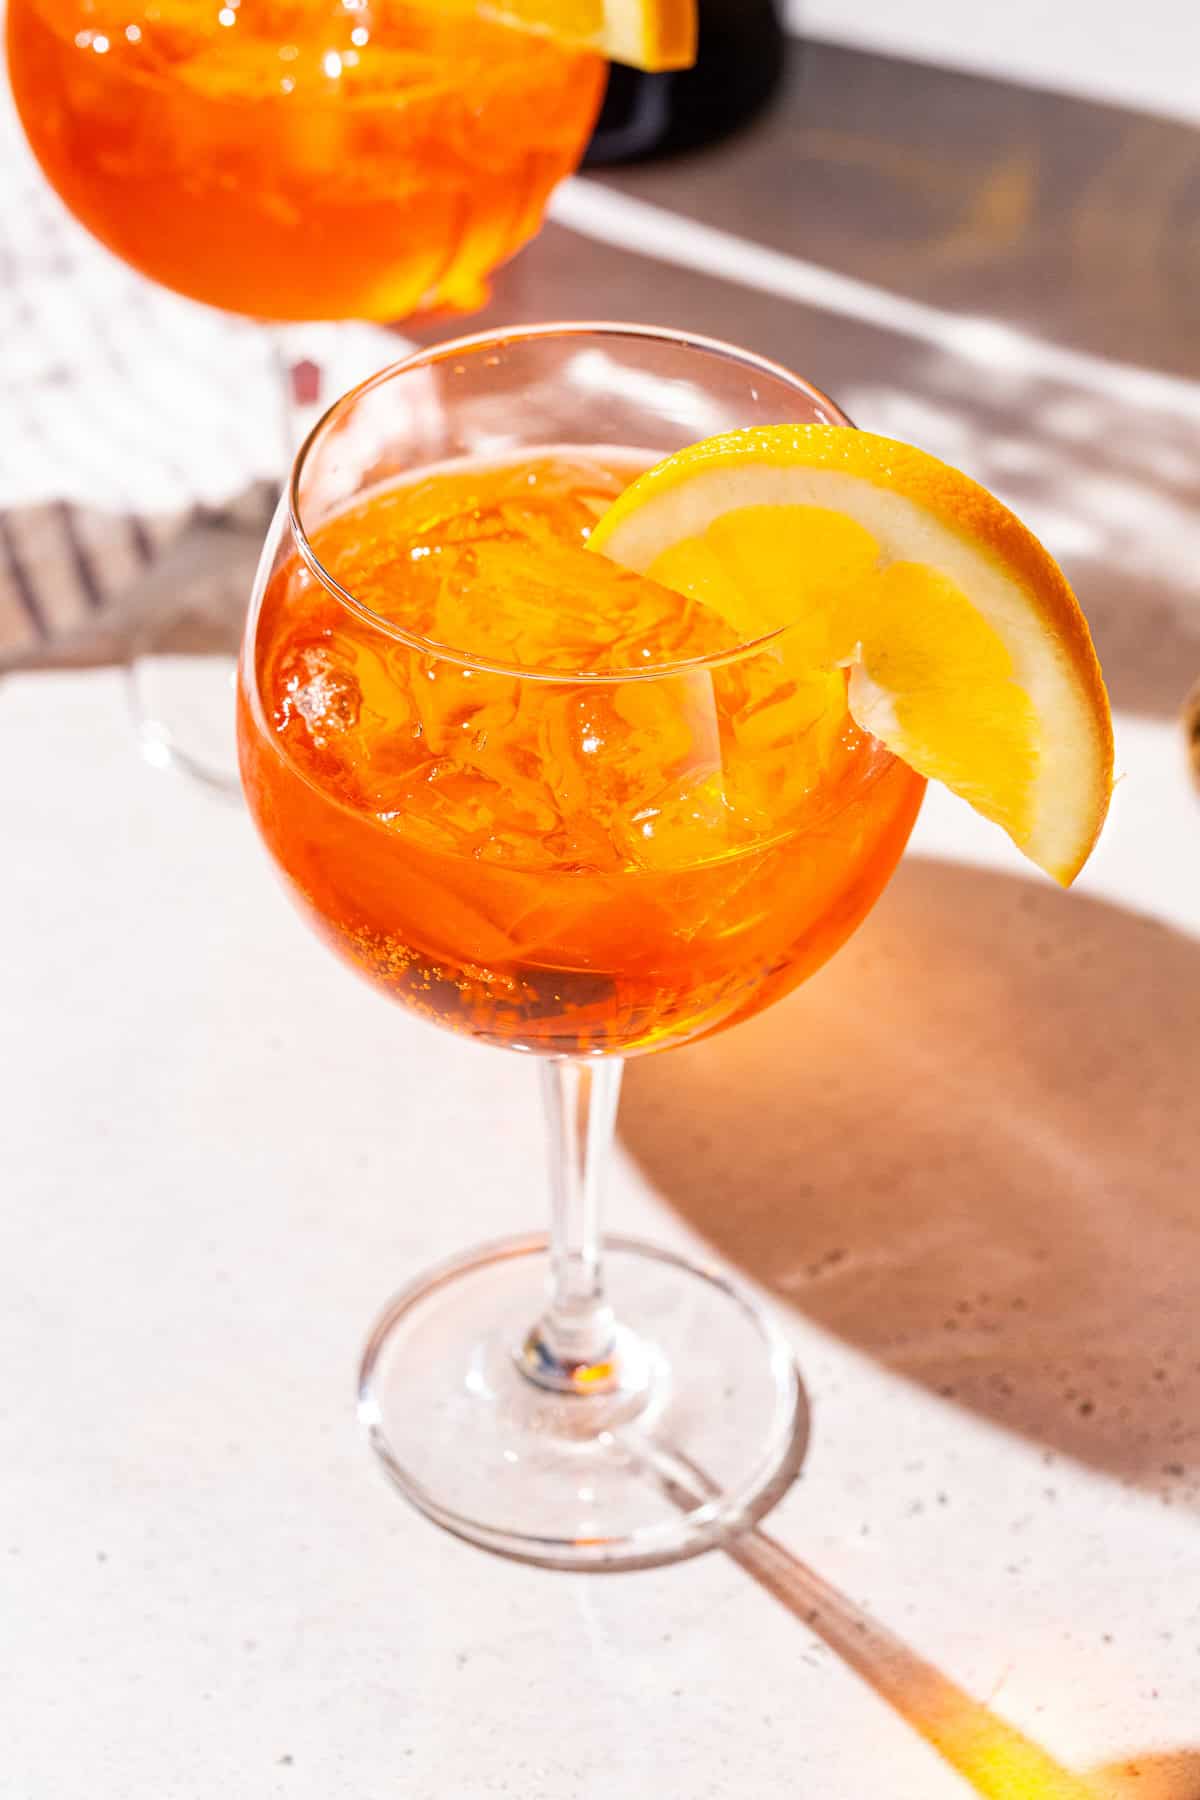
(6, 0, 606, 786)
(7, 0, 604, 321)
(240, 449, 923, 1055)
(237, 325, 925, 1569)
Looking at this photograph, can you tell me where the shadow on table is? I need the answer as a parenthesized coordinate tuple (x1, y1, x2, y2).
(621, 856, 1200, 1496)
(595, 38, 1200, 730)
(471, 214, 1200, 729)
(597, 40, 1200, 384)
(729, 1526, 1200, 1800)
(0, 493, 272, 677)
(1089, 1753, 1200, 1800)
(453, 41, 1200, 726)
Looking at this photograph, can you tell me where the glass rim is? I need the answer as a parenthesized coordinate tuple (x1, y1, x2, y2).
(286, 320, 854, 686)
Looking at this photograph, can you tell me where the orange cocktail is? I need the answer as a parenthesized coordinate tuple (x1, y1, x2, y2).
(239, 449, 924, 1055)
(6, 0, 603, 320)
(236, 325, 926, 1572)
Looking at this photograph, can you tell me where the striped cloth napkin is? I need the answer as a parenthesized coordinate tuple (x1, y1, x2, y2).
(0, 88, 396, 661)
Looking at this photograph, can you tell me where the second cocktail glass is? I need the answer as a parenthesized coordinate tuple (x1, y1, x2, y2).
(6, 0, 604, 784)
(238, 324, 926, 1568)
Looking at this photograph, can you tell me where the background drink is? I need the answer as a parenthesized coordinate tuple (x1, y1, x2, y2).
(238, 448, 924, 1055)
(7, 0, 604, 319)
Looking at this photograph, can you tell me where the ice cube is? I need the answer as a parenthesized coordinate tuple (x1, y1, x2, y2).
(409, 658, 518, 755)
(275, 640, 361, 745)
(718, 662, 851, 825)
(615, 770, 743, 872)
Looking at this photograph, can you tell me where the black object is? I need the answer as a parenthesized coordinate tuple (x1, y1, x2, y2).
(584, 0, 788, 165)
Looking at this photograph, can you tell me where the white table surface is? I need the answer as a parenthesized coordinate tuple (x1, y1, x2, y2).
(3, 675, 1198, 1800)
(795, 0, 1200, 126)
(4, 24, 1200, 1800)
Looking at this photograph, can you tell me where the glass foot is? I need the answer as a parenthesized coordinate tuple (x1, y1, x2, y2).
(358, 1234, 808, 1571)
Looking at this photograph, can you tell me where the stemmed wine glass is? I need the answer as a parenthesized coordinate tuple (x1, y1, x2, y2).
(237, 323, 925, 1569)
(6, 0, 604, 785)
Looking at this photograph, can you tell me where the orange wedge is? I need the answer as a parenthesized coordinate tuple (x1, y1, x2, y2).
(433, 0, 696, 69)
(588, 426, 1113, 885)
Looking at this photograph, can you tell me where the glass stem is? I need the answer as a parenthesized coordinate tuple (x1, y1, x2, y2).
(520, 1057, 624, 1394)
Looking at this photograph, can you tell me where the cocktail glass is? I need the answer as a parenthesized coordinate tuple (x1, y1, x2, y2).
(237, 323, 926, 1569)
(6, 0, 603, 782)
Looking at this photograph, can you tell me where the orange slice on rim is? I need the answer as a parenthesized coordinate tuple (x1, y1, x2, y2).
(432, 0, 696, 69)
(589, 426, 1113, 885)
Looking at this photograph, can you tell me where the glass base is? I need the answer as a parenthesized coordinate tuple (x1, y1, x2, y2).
(358, 1234, 808, 1571)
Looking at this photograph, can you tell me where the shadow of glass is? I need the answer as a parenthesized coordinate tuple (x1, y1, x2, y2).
(599, 41, 1200, 384)
(732, 1529, 1090, 1800)
(0, 494, 271, 676)
(620, 856, 1199, 1494)
(1087, 1752, 1200, 1799)
(725, 1526, 1199, 1800)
